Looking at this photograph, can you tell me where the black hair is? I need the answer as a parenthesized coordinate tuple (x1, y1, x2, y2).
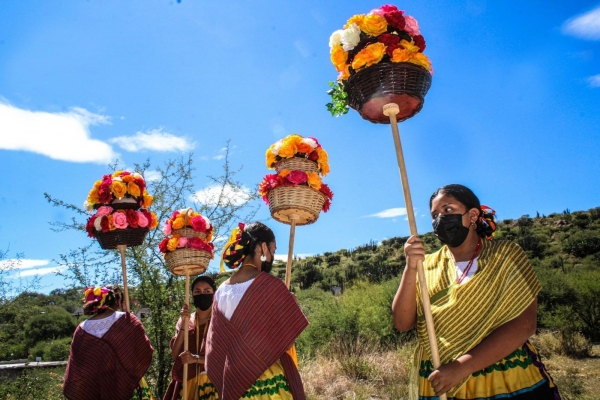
(429, 184, 496, 239)
(192, 275, 217, 293)
(223, 221, 275, 268)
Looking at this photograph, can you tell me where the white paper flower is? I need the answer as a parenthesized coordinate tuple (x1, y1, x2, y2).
(84, 200, 92, 212)
(113, 176, 123, 182)
(271, 140, 283, 155)
(132, 172, 143, 179)
(94, 216, 103, 231)
(341, 24, 361, 51)
(302, 138, 317, 149)
(329, 29, 344, 48)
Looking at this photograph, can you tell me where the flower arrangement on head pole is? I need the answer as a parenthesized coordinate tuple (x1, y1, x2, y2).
(260, 134, 333, 217)
(84, 171, 158, 249)
(327, 4, 433, 119)
(159, 209, 215, 258)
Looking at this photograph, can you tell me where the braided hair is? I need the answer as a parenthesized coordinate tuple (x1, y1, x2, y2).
(221, 222, 275, 270)
(429, 184, 497, 240)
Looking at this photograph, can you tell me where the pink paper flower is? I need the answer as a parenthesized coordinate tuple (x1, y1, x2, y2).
(403, 15, 420, 36)
(177, 237, 188, 248)
(113, 212, 128, 229)
(286, 170, 308, 185)
(163, 223, 172, 235)
(96, 206, 113, 217)
(137, 211, 149, 228)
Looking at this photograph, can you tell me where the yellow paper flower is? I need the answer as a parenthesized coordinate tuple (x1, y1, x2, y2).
(121, 175, 135, 183)
(143, 194, 153, 208)
(400, 39, 420, 54)
(172, 215, 185, 230)
(361, 14, 387, 36)
(345, 14, 365, 29)
(338, 65, 351, 82)
(150, 212, 158, 229)
(87, 190, 99, 206)
(266, 146, 277, 168)
(108, 214, 116, 230)
(306, 172, 322, 190)
(316, 148, 330, 176)
(408, 52, 432, 71)
(278, 141, 296, 158)
(279, 169, 291, 178)
(94, 287, 101, 296)
(167, 236, 179, 252)
(113, 170, 124, 177)
(351, 42, 386, 71)
(111, 181, 127, 199)
(330, 45, 348, 71)
(206, 230, 213, 242)
(128, 182, 141, 198)
(391, 47, 413, 63)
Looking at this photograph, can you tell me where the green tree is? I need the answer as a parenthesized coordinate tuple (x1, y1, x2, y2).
(25, 308, 77, 345)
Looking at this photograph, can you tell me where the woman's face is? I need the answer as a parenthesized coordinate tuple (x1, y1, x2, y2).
(192, 281, 214, 296)
(266, 240, 277, 261)
(430, 193, 474, 227)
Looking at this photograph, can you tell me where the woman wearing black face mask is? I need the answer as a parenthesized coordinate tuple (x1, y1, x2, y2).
(392, 184, 560, 400)
(204, 221, 309, 400)
(163, 276, 218, 400)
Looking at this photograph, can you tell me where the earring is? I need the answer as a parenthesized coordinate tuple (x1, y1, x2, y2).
(470, 222, 476, 228)
(260, 254, 267, 262)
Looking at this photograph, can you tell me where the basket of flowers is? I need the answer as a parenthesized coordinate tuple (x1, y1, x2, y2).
(327, 5, 433, 123)
(84, 171, 158, 249)
(260, 135, 333, 226)
(159, 209, 215, 276)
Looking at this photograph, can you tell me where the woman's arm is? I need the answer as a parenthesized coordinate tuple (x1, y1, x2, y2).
(392, 236, 425, 332)
(170, 304, 191, 361)
(428, 298, 538, 396)
(179, 352, 205, 365)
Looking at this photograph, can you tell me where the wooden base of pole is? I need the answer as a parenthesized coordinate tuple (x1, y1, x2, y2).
(116, 245, 131, 313)
(182, 271, 190, 400)
(383, 103, 446, 400)
(285, 214, 299, 290)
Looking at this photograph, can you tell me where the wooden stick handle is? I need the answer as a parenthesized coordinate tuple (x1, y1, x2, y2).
(384, 103, 446, 400)
(182, 271, 190, 400)
(285, 214, 299, 290)
(117, 245, 130, 313)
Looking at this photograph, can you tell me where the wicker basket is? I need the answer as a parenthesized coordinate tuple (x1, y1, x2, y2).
(165, 248, 211, 276)
(173, 227, 208, 240)
(274, 158, 319, 174)
(95, 228, 149, 250)
(346, 62, 432, 124)
(268, 186, 326, 226)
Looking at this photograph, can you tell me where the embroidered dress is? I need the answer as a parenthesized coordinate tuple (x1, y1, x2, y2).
(64, 313, 154, 400)
(411, 240, 560, 400)
(163, 312, 218, 400)
(206, 272, 309, 400)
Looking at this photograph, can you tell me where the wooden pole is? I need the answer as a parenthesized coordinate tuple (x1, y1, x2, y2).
(285, 214, 299, 290)
(383, 103, 447, 400)
(182, 270, 190, 400)
(116, 245, 131, 313)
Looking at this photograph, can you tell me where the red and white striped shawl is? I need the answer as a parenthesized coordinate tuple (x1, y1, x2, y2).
(63, 313, 153, 400)
(205, 272, 309, 400)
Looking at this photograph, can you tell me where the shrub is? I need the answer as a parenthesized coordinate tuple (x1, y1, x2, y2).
(563, 231, 600, 258)
(25, 308, 77, 345)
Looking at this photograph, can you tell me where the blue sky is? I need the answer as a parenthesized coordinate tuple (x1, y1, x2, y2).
(1, 1, 599, 293)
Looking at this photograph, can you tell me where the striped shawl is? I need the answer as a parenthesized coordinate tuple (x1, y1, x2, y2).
(205, 272, 309, 400)
(411, 240, 541, 398)
(63, 313, 154, 400)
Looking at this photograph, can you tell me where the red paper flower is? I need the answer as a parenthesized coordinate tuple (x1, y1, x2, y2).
(86, 215, 97, 238)
(286, 170, 308, 185)
(413, 34, 426, 52)
(100, 216, 110, 233)
(385, 10, 406, 30)
(308, 151, 319, 161)
(158, 238, 169, 253)
(378, 33, 400, 47)
(134, 177, 146, 194)
(98, 182, 112, 204)
(126, 209, 139, 229)
(191, 216, 207, 232)
(380, 4, 400, 13)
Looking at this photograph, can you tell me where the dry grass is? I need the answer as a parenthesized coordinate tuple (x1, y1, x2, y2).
(300, 335, 600, 400)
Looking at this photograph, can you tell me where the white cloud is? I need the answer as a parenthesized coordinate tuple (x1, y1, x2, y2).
(365, 207, 408, 218)
(110, 128, 194, 152)
(0, 102, 116, 163)
(14, 266, 66, 278)
(274, 254, 312, 262)
(191, 184, 253, 207)
(562, 6, 600, 40)
(294, 40, 311, 58)
(0, 259, 49, 270)
(213, 155, 225, 160)
(587, 74, 600, 87)
(143, 170, 162, 182)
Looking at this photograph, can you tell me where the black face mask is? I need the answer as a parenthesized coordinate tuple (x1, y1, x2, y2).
(193, 294, 214, 311)
(261, 249, 274, 274)
(433, 212, 469, 248)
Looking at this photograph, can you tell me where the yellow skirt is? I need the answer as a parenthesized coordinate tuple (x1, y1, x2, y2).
(133, 377, 154, 400)
(417, 342, 557, 399)
(179, 360, 292, 400)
